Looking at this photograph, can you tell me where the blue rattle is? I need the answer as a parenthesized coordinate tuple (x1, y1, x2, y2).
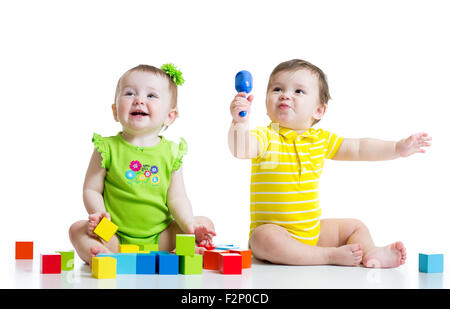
(235, 70, 253, 117)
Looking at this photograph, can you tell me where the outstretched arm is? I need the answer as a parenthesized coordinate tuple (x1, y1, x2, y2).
(228, 93, 260, 159)
(333, 133, 432, 161)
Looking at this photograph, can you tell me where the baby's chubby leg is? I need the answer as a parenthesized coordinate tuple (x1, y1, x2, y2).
(68, 220, 119, 265)
(249, 224, 362, 266)
(319, 218, 406, 268)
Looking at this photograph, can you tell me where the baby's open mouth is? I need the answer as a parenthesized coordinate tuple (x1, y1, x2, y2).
(130, 111, 149, 116)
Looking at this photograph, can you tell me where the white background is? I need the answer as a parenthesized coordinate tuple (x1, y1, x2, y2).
(1, 0, 449, 263)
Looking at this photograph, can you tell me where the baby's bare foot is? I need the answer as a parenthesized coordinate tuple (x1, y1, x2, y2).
(328, 244, 363, 266)
(362, 241, 406, 268)
(89, 246, 108, 265)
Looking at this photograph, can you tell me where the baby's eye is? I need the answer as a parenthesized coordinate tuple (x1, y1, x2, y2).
(147, 93, 158, 98)
(273, 87, 282, 92)
(295, 89, 304, 94)
(124, 91, 135, 96)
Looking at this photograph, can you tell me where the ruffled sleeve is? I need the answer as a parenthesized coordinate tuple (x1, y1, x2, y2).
(171, 137, 188, 171)
(92, 133, 110, 170)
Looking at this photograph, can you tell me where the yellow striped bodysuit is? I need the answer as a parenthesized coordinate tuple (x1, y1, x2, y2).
(249, 122, 343, 246)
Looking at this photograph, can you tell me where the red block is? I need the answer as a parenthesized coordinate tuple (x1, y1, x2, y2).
(219, 253, 242, 274)
(15, 241, 34, 259)
(203, 250, 229, 270)
(229, 249, 252, 268)
(40, 253, 61, 274)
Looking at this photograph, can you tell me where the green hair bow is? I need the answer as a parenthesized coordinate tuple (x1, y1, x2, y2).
(161, 63, 185, 86)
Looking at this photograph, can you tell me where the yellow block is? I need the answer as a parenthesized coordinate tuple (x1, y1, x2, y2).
(92, 257, 116, 279)
(119, 244, 140, 253)
(93, 217, 118, 242)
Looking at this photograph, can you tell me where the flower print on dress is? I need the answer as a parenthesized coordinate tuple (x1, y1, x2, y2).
(125, 170, 136, 180)
(151, 175, 160, 184)
(144, 171, 151, 177)
(150, 165, 159, 174)
(130, 160, 142, 172)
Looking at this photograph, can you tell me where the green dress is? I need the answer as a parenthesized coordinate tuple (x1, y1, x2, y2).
(92, 132, 187, 247)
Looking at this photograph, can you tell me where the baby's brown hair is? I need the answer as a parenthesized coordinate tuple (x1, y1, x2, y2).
(114, 64, 178, 108)
(267, 59, 331, 125)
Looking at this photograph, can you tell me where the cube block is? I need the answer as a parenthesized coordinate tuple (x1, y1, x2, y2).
(119, 244, 140, 253)
(15, 241, 34, 259)
(180, 254, 203, 275)
(229, 249, 252, 268)
(419, 253, 444, 273)
(92, 256, 116, 279)
(136, 253, 156, 274)
(56, 250, 75, 271)
(157, 253, 179, 274)
(93, 217, 118, 242)
(219, 253, 242, 275)
(215, 244, 240, 250)
(40, 253, 61, 274)
(98, 253, 137, 274)
(140, 243, 159, 252)
(203, 250, 229, 270)
(176, 234, 195, 256)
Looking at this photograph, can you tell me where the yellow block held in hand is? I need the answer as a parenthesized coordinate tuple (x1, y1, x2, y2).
(93, 217, 118, 242)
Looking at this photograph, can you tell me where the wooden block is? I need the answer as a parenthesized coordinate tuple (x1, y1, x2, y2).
(15, 241, 33, 259)
(219, 253, 242, 275)
(93, 217, 118, 242)
(92, 256, 116, 279)
(98, 253, 137, 274)
(136, 253, 156, 274)
(203, 250, 229, 270)
(40, 253, 61, 274)
(176, 234, 195, 256)
(158, 253, 179, 274)
(419, 253, 444, 273)
(180, 254, 203, 275)
(214, 244, 240, 250)
(140, 243, 159, 252)
(56, 250, 75, 271)
(229, 249, 252, 268)
(119, 244, 140, 253)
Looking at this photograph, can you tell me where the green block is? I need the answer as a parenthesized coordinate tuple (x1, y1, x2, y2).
(176, 234, 195, 256)
(180, 254, 203, 275)
(56, 250, 75, 271)
(140, 243, 159, 252)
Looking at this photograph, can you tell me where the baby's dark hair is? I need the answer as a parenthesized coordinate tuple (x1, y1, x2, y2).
(114, 64, 178, 108)
(268, 59, 331, 125)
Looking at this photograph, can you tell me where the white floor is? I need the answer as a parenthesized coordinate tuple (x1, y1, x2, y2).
(3, 249, 448, 289)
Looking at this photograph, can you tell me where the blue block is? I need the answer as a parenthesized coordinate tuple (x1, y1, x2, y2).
(214, 244, 240, 250)
(419, 253, 444, 273)
(98, 253, 136, 274)
(136, 253, 156, 274)
(157, 253, 179, 275)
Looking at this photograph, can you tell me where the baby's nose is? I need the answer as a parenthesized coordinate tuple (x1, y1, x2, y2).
(133, 97, 145, 105)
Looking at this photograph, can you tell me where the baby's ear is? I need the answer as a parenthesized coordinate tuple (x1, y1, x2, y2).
(313, 103, 327, 121)
(164, 108, 179, 127)
(111, 103, 119, 122)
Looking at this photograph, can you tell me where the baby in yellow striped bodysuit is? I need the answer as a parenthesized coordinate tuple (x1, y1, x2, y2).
(228, 59, 431, 268)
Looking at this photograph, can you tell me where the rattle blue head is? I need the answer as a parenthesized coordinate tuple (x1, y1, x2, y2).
(235, 70, 253, 117)
(235, 70, 253, 93)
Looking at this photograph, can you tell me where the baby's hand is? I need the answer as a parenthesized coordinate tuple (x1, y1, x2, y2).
(230, 92, 253, 123)
(186, 221, 216, 248)
(87, 211, 111, 238)
(396, 133, 432, 157)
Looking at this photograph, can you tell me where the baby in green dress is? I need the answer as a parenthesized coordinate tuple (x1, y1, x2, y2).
(69, 64, 215, 264)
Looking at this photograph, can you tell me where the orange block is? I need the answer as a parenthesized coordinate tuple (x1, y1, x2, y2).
(15, 241, 34, 259)
(229, 249, 252, 268)
(203, 250, 229, 270)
